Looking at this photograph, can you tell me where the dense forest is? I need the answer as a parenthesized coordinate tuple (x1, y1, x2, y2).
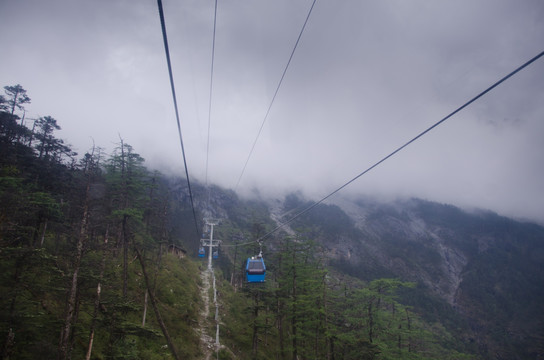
(1, 84, 541, 359)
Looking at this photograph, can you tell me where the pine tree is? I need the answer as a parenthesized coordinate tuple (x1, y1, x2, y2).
(274, 236, 328, 359)
(3, 84, 31, 116)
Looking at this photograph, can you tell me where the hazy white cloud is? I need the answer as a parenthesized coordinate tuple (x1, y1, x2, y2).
(1, 0, 543, 222)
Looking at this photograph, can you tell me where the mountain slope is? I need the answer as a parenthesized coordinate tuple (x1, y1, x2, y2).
(274, 194, 544, 359)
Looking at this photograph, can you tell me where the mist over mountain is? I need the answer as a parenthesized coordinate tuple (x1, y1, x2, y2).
(2, 0, 544, 225)
(196, 185, 544, 359)
(2, 83, 543, 358)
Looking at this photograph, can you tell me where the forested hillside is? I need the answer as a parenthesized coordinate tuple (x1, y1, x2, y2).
(0, 85, 205, 359)
(277, 194, 544, 359)
(1, 85, 543, 359)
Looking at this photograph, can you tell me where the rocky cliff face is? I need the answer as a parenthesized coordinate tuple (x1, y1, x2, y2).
(329, 197, 469, 306)
(195, 185, 544, 359)
(270, 194, 544, 359)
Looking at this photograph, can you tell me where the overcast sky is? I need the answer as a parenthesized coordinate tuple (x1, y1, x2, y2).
(1, 0, 543, 222)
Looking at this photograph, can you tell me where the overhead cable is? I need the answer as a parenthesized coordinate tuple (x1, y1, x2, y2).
(234, 0, 319, 191)
(256, 50, 544, 243)
(157, 0, 201, 236)
(205, 0, 218, 210)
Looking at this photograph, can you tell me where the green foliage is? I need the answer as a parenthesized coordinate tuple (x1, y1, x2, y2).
(272, 237, 328, 359)
(219, 273, 279, 360)
(2, 87, 541, 359)
(0, 100, 206, 358)
(3, 84, 31, 115)
(0, 248, 64, 359)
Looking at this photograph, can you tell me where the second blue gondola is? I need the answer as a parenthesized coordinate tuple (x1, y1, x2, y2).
(198, 247, 205, 258)
(245, 256, 266, 283)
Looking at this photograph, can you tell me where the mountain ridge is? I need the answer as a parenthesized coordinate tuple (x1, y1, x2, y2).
(204, 188, 544, 359)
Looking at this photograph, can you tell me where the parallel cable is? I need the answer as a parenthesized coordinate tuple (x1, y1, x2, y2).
(256, 50, 544, 243)
(157, 0, 200, 236)
(205, 0, 219, 212)
(234, 0, 318, 191)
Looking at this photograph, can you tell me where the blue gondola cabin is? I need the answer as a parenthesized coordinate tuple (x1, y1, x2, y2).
(198, 247, 205, 258)
(246, 256, 266, 283)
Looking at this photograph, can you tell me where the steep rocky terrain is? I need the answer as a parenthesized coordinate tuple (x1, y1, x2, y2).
(273, 193, 544, 359)
(171, 181, 544, 358)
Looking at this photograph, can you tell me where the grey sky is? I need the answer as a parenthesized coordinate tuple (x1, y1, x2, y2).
(1, 0, 543, 222)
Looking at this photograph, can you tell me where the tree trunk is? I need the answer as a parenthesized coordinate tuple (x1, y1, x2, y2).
(142, 290, 149, 327)
(230, 241, 238, 287)
(135, 248, 181, 360)
(58, 181, 90, 360)
(406, 309, 412, 353)
(278, 308, 285, 359)
(324, 276, 332, 360)
(368, 302, 373, 344)
(1, 254, 28, 359)
(39, 219, 48, 247)
(85, 230, 108, 360)
(275, 251, 285, 360)
(9, 90, 18, 115)
(252, 292, 259, 356)
(122, 214, 128, 299)
(292, 250, 298, 360)
(119, 137, 129, 299)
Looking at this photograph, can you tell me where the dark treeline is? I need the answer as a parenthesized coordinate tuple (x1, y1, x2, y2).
(0, 85, 203, 359)
(219, 234, 474, 359)
(0, 85, 474, 359)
